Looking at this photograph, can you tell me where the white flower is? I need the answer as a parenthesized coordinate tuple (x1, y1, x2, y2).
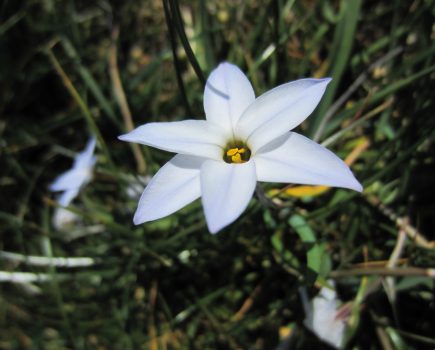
(119, 63, 362, 233)
(302, 283, 348, 349)
(49, 137, 97, 229)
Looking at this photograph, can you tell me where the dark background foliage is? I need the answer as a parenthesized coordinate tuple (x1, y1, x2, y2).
(1, 0, 435, 349)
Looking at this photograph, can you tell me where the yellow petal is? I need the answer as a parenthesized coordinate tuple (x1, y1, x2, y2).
(284, 185, 329, 197)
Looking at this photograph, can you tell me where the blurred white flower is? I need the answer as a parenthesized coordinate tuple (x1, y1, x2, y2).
(302, 282, 348, 349)
(49, 137, 96, 229)
(51, 207, 79, 230)
(119, 62, 362, 233)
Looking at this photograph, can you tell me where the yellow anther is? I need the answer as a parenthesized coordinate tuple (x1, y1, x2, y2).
(226, 148, 239, 156)
(226, 148, 247, 163)
(224, 146, 250, 164)
(231, 153, 243, 163)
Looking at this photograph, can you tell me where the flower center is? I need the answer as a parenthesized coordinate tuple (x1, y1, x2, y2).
(223, 144, 251, 164)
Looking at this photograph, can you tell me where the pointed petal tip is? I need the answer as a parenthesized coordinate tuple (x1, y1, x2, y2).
(338, 168, 363, 193)
(133, 213, 146, 225)
(353, 181, 363, 193)
(133, 206, 157, 225)
(118, 133, 129, 142)
(317, 77, 332, 85)
(344, 175, 363, 193)
(118, 131, 138, 143)
(346, 169, 363, 192)
(215, 61, 244, 74)
(49, 182, 65, 192)
(201, 160, 257, 236)
(218, 61, 233, 68)
(206, 220, 223, 234)
(88, 135, 97, 145)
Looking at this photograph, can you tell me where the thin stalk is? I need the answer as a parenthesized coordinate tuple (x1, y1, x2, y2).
(366, 195, 434, 249)
(109, 26, 146, 174)
(330, 267, 435, 278)
(0, 271, 52, 283)
(163, 0, 193, 115)
(45, 47, 114, 169)
(0, 251, 95, 267)
(60, 36, 119, 127)
(168, 0, 206, 86)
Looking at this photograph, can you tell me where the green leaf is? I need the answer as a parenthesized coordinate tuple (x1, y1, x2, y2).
(289, 214, 330, 278)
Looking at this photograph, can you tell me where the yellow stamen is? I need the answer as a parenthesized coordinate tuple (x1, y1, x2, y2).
(226, 148, 239, 156)
(226, 148, 247, 163)
(232, 153, 243, 163)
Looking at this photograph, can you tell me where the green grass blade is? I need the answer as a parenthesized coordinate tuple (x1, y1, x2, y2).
(308, 0, 362, 137)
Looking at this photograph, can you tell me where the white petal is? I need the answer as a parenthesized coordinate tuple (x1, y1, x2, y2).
(304, 295, 345, 348)
(133, 155, 204, 224)
(236, 78, 331, 151)
(57, 188, 79, 207)
(119, 120, 226, 160)
(254, 132, 362, 192)
(204, 62, 255, 134)
(73, 136, 97, 169)
(49, 168, 90, 192)
(200, 159, 256, 233)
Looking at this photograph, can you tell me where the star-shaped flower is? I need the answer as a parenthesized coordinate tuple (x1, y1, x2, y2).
(49, 137, 97, 229)
(119, 63, 362, 233)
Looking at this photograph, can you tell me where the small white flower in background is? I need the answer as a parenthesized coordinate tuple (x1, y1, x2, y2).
(119, 63, 362, 233)
(49, 136, 97, 229)
(301, 282, 349, 349)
